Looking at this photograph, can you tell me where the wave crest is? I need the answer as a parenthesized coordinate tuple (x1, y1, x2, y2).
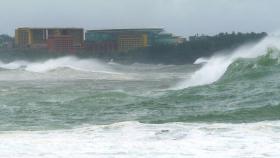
(0, 56, 117, 74)
(174, 35, 280, 89)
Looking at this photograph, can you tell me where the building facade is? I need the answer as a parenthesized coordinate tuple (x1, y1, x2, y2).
(14, 27, 186, 52)
(15, 28, 84, 50)
(47, 35, 74, 51)
(118, 34, 148, 51)
(85, 28, 164, 52)
(85, 28, 185, 52)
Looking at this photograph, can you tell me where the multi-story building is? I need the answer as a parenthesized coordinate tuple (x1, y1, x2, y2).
(47, 35, 74, 51)
(118, 34, 148, 51)
(15, 28, 84, 50)
(85, 28, 164, 52)
(85, 28, 186, 52)
(15, 27, 185, 52)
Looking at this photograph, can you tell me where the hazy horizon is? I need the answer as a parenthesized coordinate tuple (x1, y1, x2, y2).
(1, 0, 279, 37)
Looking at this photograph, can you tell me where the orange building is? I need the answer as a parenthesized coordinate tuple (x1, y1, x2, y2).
(15, 28, 84, 51)
(47, 35, 74, 51)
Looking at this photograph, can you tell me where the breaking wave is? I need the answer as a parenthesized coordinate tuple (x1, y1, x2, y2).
(174, 34, 280, 89)
(0, 56, 117, 74)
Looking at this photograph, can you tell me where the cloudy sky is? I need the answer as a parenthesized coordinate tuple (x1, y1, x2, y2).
(0, 0, 279, 37)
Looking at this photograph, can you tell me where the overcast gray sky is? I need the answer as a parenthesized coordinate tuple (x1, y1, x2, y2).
(0, 0, 279, 37)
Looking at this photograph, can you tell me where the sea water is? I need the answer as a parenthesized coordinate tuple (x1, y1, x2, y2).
(1, 35, 280, 157)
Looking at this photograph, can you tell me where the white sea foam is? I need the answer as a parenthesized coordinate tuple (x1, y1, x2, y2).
(0, 56, 118, 74)
(0, 56, 192, 82)
(0, 60, 29, 70)
(174, 34, 280, 89)
(0, 121, 280, 158)
(193, 57, 209, 65)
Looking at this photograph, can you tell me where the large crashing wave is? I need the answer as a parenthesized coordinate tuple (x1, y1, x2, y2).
(219, 49, 280, 82)
(174, 34, 280, 89)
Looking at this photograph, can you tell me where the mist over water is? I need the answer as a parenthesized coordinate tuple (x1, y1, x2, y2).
(0, 56, 115, 73)
(1, 34, 280, 157)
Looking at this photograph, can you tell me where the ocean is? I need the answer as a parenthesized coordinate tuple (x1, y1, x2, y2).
(0, 35, 280, 157)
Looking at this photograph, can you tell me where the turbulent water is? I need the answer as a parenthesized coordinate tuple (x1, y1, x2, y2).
(1, 35, 280, 157)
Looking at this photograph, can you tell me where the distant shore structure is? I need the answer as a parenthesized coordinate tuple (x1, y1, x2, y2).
(15, 28, 84, 51)
(14, 27, 185, 52)
(85, 28, 185, 52)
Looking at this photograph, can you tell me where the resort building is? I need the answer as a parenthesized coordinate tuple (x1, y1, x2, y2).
(85, 28, 186, 52)
(47, 35, 74, 51)
(85, 28, 165, 52)
(14, 27, 186, 52)
(15, 28, 84, 51)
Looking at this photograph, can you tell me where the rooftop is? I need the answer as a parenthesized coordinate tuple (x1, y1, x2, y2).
(86, 28, 164, 33)
(16, 27, 84, 30)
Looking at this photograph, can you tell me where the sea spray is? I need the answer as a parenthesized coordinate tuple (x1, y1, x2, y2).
(193, 57, 209, 65)
(0, 56, 117, 74)
(174, 34, 280, 89)
(0, 60, 29, 70)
